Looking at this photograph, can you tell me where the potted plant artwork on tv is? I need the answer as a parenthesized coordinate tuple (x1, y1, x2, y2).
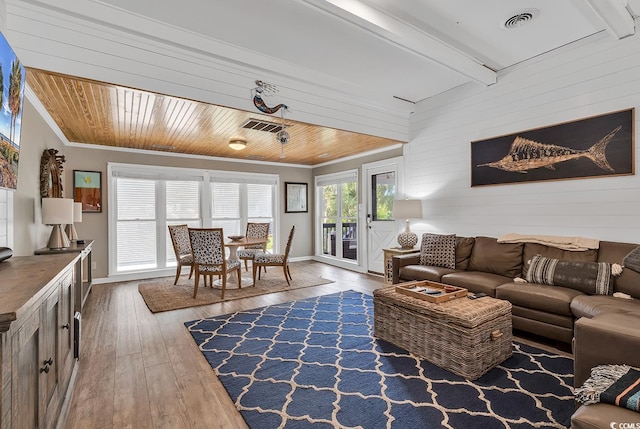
(0, 31, 25, 191)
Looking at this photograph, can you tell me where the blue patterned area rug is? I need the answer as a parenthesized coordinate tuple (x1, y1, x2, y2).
(185, 290, 574, 429)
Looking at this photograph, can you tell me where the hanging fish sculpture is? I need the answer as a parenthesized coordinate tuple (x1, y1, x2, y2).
(252, 86, 288, 115)
(478, 126, 621, 173)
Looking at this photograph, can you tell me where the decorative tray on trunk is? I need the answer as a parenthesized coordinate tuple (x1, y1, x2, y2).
(395, 280, 468, 303)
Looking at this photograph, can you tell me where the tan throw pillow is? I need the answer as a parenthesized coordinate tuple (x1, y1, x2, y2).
(419, 233, 456, 269)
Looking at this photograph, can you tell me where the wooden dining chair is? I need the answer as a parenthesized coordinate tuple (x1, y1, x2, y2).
(168, 224, 194, 285)
(188, 228, 241, 299)
(237, 222, 270, 272)
(252, 225, 295, 286)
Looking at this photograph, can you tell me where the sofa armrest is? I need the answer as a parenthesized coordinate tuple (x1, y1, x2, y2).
(574, 313, 640, 387)
(391, 253, 420, 284)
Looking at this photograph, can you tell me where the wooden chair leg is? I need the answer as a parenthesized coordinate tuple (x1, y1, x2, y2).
(188, 265, 194, 279)
(252, 263, 258, 286)
(174, 262, 182, 285)
(244, 259, 249, 272)
(193, 268, 200, 298)
(287, 264, 292, 281)
(237, 269, 242, 289)
(221, 273, 226, 300)
(283, 265, 290, 286)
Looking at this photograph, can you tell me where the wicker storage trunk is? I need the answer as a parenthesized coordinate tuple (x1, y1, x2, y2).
(373, 286, 513, 380)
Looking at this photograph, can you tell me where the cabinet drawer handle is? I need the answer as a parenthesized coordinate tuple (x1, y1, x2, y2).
(40, 364, 50, 374)
(62, 323, 70, 329)
(44, 357, 53, 366)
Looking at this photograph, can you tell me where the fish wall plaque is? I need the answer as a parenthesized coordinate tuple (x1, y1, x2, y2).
(471, 108, 634, 187)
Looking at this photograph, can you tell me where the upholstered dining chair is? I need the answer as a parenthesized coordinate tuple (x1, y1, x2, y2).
(252, 225, 295, 286)
(237, 222, 270, 272)
(188, 228, 241, 299)
(168, 224, 194, 285)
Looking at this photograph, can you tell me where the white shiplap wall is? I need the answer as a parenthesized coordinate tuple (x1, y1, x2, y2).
(405, 31, 640, 243)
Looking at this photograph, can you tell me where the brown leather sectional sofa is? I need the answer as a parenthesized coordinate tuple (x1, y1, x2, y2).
(391, 235, 640, 427)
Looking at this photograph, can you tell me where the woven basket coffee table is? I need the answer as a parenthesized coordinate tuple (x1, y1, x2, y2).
(373, 285, 513, 380)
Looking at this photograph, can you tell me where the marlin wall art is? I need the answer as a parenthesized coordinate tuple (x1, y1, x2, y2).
(470, 109, 634, 187)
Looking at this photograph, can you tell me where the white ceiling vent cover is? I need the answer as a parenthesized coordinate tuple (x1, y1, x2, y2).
(502, 9, 539, 29)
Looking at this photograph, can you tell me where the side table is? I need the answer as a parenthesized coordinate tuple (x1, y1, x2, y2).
(383, 247, 418, 284)
(35, 240, 94, 313)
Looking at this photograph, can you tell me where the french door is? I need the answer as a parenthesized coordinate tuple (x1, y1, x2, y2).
(315, 170, 359, 265)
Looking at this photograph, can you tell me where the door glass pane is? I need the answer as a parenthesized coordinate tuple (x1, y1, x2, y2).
(320, 184, 337, 256)
(340, 182, 358, 260)
(371, 172, 395, 221)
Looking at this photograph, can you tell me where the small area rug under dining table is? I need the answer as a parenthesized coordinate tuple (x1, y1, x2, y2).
(138, 268, 334, 313)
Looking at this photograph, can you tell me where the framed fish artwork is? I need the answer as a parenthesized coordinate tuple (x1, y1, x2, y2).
(471, 108, 634, 187)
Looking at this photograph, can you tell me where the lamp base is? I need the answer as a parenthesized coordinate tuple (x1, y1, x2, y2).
(397, 231, 418, 249)
(48, 224, 71, 249)
(65, 223, 79, 242)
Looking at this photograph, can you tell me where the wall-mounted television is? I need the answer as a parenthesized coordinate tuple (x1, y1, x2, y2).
(0, 30, 25, 191)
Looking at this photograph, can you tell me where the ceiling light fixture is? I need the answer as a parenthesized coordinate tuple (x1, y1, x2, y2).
(228, 136, 247, 151)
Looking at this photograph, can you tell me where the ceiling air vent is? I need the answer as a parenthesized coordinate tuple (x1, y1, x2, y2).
(241, 118, 288, 133)
(502, 9, 538, 29)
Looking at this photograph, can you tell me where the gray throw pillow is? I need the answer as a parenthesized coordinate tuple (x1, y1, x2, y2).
(419, 233, 456, 269)
(622, 246, 640, 273)
(526, 254, 614, 295)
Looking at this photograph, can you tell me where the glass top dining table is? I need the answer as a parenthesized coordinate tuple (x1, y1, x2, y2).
(213, 236, 269, 288)
(225, 236, 268, 261)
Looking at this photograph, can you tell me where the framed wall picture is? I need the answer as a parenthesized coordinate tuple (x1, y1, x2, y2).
(471, 108, 634, 187)
(285, 182, 308, 213)
(74, 170, 102, 213)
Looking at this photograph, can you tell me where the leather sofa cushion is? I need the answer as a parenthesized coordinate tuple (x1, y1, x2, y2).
(468, 236, 523, 278)
(570, 294, 640, 319)
(511, 306, 574, 329)
(511, 313, 574, 343)
(522, 243, 596, 278)
(440, 271, 511, 297)
(598, 240, 640, 298)
(495, 282, 583, 316)
(399, 265, 457, 282)
(571, 403, 640, 429)
(454, 236, 475, 270)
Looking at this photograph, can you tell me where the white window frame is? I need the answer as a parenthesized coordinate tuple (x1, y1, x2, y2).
(107, 162, 280, 281)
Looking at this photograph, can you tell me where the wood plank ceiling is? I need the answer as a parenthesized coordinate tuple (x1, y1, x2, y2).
(26, 68, 405, 166)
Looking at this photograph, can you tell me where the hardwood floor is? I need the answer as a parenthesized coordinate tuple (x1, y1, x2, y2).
(64, 261, 385, 429)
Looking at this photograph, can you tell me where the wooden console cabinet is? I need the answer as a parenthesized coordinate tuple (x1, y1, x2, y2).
(35, 240, 93, 313)
(0, 254, 79, 429)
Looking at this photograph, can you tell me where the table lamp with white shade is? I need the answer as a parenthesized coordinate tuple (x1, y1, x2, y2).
(42, 197, 74, 249)
(392, 199, 423, 249)
(65, 202, 83, 242)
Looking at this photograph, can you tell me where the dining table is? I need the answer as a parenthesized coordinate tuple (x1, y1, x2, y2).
(213, 236, 268, 288)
